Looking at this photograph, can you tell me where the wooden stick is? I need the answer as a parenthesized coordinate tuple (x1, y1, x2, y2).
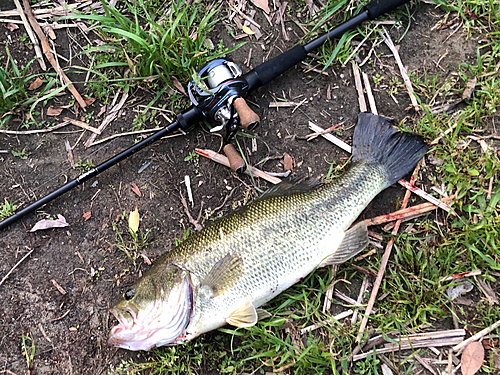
(452, 319, 500, 353)
(0, 248, 34, 287)
(85, 91, 129, 147)
(379, 28, 420, 110)
(63, 117, 100, 134)
(363, 196, 454, 227)
(353, 329, 466, 361)
(356, 162, 421, 342)
(14, 0, 45, 70)
(195, 148, 282, 184)
(351, 278, 370, 325)
(308, 122, 352, 153)
(22, 0, 86, 109)
(398, 179, 455, 215)
(362, 72, 378, 115)
(0, 121, 69, 134)
(352, 62, 367, 112)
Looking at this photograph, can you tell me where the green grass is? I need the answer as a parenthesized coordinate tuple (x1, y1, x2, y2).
(0, 199, 18, 220)
(66, 0, 243, 98)
(0, 46, 57, 128)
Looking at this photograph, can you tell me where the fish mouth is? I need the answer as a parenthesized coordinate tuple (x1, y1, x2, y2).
(108, 277, 193, 351)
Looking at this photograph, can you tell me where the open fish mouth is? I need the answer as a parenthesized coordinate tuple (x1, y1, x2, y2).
(108, 277, 193, 351)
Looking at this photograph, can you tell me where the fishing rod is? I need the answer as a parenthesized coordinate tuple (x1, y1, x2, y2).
(0, 0, 411, 231)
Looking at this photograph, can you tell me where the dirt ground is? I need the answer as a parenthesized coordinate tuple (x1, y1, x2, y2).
(0, 2, 482, 374)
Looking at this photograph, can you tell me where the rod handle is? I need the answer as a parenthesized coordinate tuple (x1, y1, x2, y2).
(223, 144, 246, 174)
(365, 0, 411, 20)
(233, 98, 260, 130)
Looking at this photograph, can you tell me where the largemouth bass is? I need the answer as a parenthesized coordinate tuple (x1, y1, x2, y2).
(109, 113, 428, 351)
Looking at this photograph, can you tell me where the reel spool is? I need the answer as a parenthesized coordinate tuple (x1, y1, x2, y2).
(188, 59, 260, 131)
(188, 59, 260, 173)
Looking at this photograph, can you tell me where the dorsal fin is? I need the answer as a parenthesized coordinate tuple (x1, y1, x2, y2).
(258, 176, 321, 201)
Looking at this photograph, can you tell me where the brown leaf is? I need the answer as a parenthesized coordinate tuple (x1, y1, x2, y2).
(83, 96, 96, 106)
(83, 211, 91, 221)
(462, 77, 477, 101)
(28, 77, 43, 91)
(6, 22, 19, 31)
(30, 214, 69, 232)
(172, 76, 187, 96)
(141, 253, 151, 265)
(494, 352, 500, 370)
(461, 341, 485, 375)
(47, 106, 63, 116)
(284, 153, 294, 171)
(251, 0, 270, 13)
(131, 182, 141, 197)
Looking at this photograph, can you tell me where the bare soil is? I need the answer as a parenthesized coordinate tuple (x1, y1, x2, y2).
(0, 2, 481, 374)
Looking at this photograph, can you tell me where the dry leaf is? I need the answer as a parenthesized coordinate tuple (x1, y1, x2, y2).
(242, 25, 255, 35)
(83, 211, 91, 221)
(28, 77, 43, 91)
(494, 352, 500, 370)
(131, 182, 141, 197)
(461, 341, 485, 375)
(462, 77, 477, 100)
(30, 214, 69, 232)
(284, 153, 294, 171)
(129, 207, 140, 233)
(141, 253, 151, 265)
(47, 106, 63, 116)
(172, 76, 187, 96)
(251, 0, 270, 13)
(6, 23, 19, 31)
(381, 364, 393, 375)
(83, 96, 96, 106)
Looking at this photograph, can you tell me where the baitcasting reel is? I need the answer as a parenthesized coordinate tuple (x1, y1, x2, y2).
(188, 59, 260, 173)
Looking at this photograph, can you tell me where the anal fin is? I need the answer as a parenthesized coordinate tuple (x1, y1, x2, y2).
(227, 300, 258, 328)
(320, 221, 369, 267)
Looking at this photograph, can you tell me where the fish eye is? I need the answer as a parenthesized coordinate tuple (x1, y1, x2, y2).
(124, 288, 135, 300)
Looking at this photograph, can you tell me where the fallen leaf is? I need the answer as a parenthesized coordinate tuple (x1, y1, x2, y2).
(172, 76, 187, 96)
(242, 25, 255, 35)
(447, 280, 474, 300)
(381, 364, 393, 375)
(6, 22, 19, 31)
(28, 77, 43, 91)
(30, 214, 69, 232)
(47, 106, 63, 116)
(251, 0, 270, 13)
(284, 153, 294, 171)
(130, 182, 141, 197)
(129, 207, 140, 233)
(462, 77, 477, 100)
(83, 211, 91, 221)
(115, 214, 120, 223)
(141, 253, 151, 265)
(461, 341, 485, 375)
(83, 96, 96, 106)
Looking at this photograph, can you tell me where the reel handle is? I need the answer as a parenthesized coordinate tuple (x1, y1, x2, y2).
(233, 98, 260, 130)
(223, 144, 246, 173)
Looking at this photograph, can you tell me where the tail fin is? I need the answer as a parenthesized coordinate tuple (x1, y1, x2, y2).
(352, 113, 429, 188)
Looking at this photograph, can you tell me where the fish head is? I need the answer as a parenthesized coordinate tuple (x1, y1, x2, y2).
(108, 264, 193, 351)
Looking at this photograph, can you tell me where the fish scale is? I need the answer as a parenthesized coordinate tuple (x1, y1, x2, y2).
(108, 113, 429, 351)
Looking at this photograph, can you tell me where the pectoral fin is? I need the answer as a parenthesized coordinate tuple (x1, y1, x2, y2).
(226, 300, 258, 328)
(256, 308, 272, 321)
(320, 221, 369, 266)
(201, 253, 243, 298)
